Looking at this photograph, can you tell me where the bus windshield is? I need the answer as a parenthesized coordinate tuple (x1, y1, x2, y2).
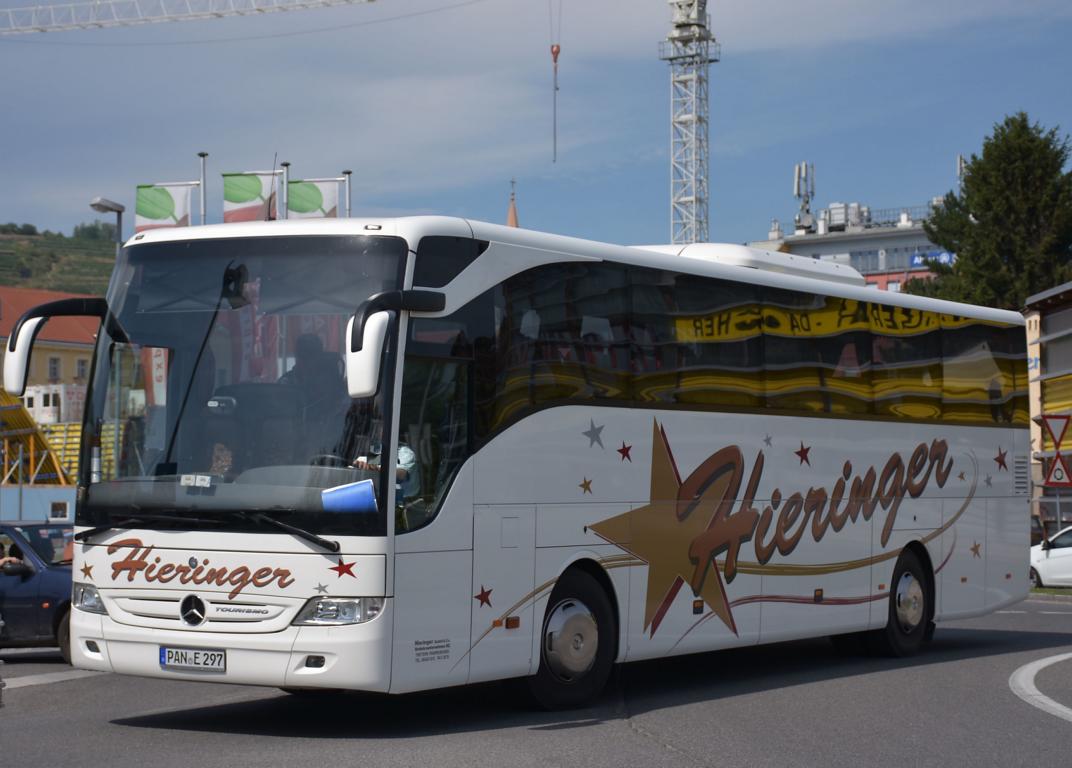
(77, 234, 406, 537)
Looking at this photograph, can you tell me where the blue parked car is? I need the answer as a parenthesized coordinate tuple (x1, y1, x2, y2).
(0, 522, 73, 663)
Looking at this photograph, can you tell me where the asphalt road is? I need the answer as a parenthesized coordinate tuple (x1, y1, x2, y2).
(3, 598, 1071, 768)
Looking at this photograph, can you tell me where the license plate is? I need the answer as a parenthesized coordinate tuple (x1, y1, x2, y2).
(160, 646, 227, 672)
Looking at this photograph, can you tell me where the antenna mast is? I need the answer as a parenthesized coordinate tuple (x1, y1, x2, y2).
(793, 161, 815, 234)
(660, 0, 719, 244)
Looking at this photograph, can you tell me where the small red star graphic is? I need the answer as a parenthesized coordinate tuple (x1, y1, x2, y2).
(80, 563, 93, 580)
(579, 477, 593, 494)
(970, 541, 982, 558)
(794, 441, 811, 466)
(617, 442, 632, 462)
(994, 447, 1008, 471)
(474, 585, 492, 607)
(957, 471, 966, 482)
(329, 558, 356, 578)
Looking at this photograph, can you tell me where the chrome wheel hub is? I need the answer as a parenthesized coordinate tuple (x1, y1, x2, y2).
(895, 571, 924, 633)
(543, 598, 598, 682)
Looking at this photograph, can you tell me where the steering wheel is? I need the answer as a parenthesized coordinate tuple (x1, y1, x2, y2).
(309, 454, 349, 468)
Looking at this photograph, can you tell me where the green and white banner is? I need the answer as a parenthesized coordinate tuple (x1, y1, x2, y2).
(287, 179, 339, 219)
(223, 172, 278, 223)
(135, 184, 192, 232)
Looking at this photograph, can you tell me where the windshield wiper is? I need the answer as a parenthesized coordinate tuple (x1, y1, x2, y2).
(75, 513, 225, 542)
(227, 510, 340, 553)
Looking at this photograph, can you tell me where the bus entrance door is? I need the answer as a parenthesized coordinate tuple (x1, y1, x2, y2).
(469, 505, 536, 684)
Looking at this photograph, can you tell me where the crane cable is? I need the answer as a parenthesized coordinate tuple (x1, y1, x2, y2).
(548, 0, 562, 162)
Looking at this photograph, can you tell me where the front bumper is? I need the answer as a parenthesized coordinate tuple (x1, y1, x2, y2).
(70, 599, 392, 691)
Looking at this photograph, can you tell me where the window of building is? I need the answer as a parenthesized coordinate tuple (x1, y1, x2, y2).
(48, 357, 60, 381)
(77, 358, 89, 379)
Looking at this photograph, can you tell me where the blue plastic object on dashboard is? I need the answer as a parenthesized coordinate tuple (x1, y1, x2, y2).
(321, 479, 378, 515)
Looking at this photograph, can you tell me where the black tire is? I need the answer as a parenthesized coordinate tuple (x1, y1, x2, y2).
(528, 568, 616, 710)
(1030, 567, 1043, 589)
(868, 548, 931, 657)
(57, 610, 71, 665)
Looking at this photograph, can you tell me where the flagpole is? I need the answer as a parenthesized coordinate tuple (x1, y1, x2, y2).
(198, 151, 208, 225)
(280, 161, 290, 220)
(342, 170, 352, 218)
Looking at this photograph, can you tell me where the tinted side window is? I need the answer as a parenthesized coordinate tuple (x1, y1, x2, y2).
(664, 274, 764, 408)
(396, 359, 470, 533)
(871, 305, 942, 420)
(400, 291, 497, 533)
(1052, 530, 1072, 548)
(413, 236, 488, 288)
(487, 263, 629, 434)
(941, 315, 1013, 424)
(461, 260, 1025, 434)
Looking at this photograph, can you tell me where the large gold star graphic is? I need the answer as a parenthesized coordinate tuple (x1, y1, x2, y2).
(589, 420, 738, 636)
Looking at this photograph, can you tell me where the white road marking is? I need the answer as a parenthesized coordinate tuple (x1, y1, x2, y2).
(997, 610, 1027, 614)
(1038, 611, 1072, 615)
(2, 669, 104, 690)
(1009, 652, 1072, 724)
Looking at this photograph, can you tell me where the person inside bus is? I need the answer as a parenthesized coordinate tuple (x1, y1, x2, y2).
(280, 333, 348, 455)
(352, 440, 418, 499)
(280, 333, 344, 399)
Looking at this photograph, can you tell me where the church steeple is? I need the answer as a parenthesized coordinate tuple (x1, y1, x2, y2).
(506, 178, 519, 228)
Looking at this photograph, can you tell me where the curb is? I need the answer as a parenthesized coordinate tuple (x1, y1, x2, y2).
(1027, 591, 1072, 603)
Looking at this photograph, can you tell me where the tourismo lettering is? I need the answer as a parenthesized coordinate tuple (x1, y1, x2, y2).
(686, 440, 952, 595)
(106, 538, 295, 599)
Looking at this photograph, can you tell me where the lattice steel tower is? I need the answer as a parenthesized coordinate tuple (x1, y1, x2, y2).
(659, 1, 719, 244)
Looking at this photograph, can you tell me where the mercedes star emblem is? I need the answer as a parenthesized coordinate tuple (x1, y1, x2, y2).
(180, 595, 207, 627)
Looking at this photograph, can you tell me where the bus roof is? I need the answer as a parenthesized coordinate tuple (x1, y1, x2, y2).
(127, 216, 1024, 327)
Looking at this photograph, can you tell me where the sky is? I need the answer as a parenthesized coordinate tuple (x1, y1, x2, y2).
(1, 0, 1071, 247)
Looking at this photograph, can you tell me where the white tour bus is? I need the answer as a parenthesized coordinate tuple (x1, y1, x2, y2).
(4, 217, 1029, 707)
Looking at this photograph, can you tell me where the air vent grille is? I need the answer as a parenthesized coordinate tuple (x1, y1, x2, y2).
(1014, 456, 1030, 496)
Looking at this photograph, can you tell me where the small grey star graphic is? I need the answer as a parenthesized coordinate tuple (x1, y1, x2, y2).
(984, 474, 993, 488)
(315, 583, 328, 595)
(763, 434, 773, 447)
(582, 419, 605, 449)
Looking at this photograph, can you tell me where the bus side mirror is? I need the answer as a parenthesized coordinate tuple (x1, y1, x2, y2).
(4, 315, 47, 396)
(344, 289, 446, 399)
(346, 311, 390, 399)
(4, 298, 110, 397)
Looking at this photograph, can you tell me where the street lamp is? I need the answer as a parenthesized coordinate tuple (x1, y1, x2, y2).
(89, 196, 125, 259)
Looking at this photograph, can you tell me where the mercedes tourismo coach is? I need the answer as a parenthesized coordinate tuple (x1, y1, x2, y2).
(4, 217, 1029, 707)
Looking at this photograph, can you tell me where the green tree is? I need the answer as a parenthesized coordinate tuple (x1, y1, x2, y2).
(72, 220, 117, 242)
(904, 112, 1072, 309)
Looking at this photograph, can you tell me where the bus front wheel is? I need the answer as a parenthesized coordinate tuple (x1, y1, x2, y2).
(528, 568, 615, 710)
(870, 548, 931, 657)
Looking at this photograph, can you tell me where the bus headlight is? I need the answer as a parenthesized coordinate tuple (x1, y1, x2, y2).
(73, 582, 107, 615)
(292, 597, 383, 626)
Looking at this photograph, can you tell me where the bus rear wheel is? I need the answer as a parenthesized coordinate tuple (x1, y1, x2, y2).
(528, 569, 615, 710)
(869, 548, 930, 657)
